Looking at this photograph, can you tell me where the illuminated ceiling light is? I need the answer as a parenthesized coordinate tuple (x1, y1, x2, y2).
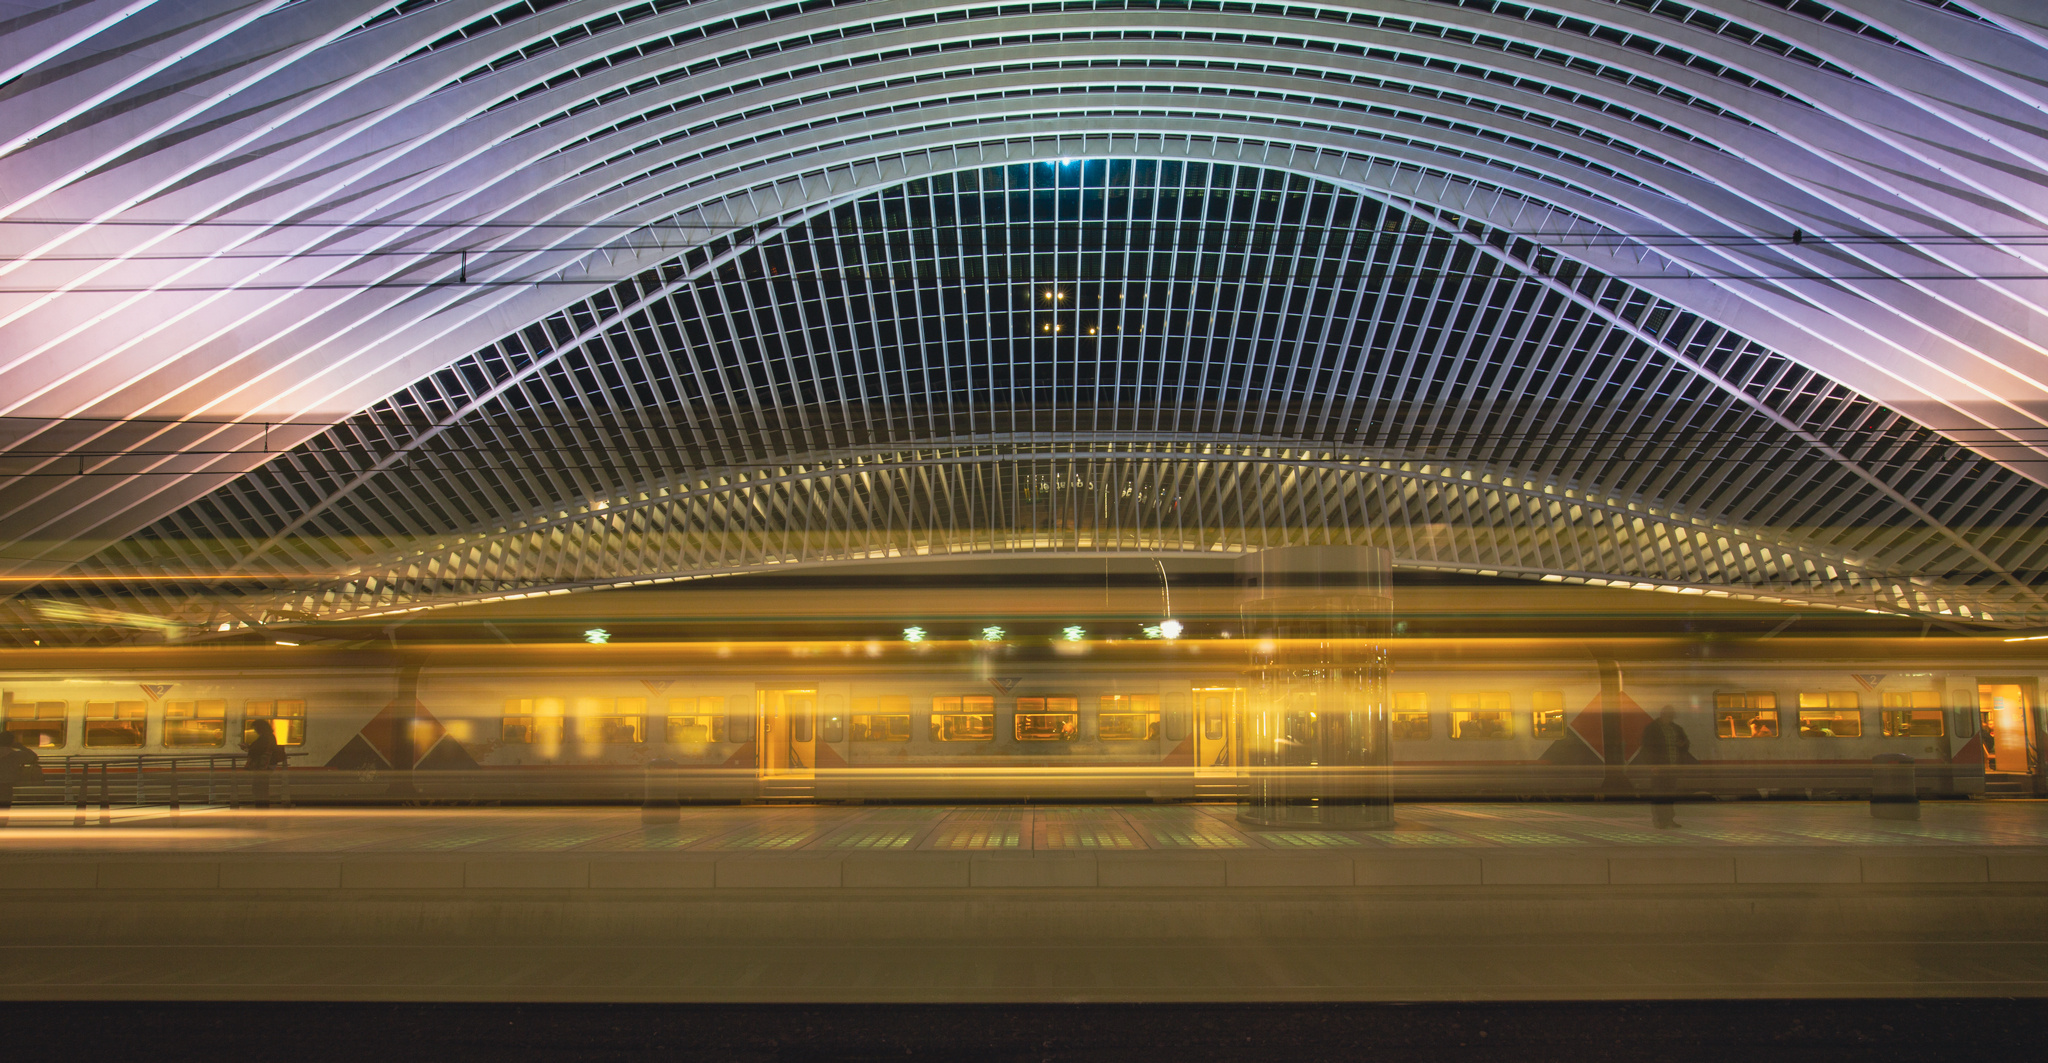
(583, 627, 610, 644)
(980, 625, 1005, 641)
(902, 626, 926, 642)
(1061, 625, 1085, 642)
(274, 640, 299, 647)
(1160, 619, 1183, 640)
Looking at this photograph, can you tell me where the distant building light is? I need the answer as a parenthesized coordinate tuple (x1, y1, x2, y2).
(980, 626, 1005, 642)
(1160, 619, 1183, 640)
(902, 626, 927, 643)
(1062, 626, 1086, 642)
(583, 628, 610, 644)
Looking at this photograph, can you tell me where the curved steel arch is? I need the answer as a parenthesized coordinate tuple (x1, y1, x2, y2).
(310, 446, 1974, 622)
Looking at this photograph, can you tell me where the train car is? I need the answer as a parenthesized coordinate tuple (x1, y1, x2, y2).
(0, 637, 2037, 803)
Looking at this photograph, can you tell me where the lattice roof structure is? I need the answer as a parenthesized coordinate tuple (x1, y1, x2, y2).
(4, 0, 2048, 641)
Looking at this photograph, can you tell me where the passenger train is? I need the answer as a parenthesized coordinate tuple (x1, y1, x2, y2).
(2, 637, 2038, 802)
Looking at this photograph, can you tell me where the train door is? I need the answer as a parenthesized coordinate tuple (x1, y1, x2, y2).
(757, 689, 817, 777)
(1978, 681, 2037, 780)
(1194, 687, 1245, 769)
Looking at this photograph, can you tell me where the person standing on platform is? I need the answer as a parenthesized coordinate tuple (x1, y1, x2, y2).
(241, 719, 281, 807)
(1638, 706, 1692, 829)
(0, 731, 40, 827)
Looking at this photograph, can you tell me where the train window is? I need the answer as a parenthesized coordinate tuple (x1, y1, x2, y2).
(1016, 696, 1080, 741)
(1715, 692, 1778, 738)
(164, 700, 226, 747)
(821, 695, 846, 743)
(85, 701, 146, 747)
(5, 698, 67, 748)
(850, 695, 911, 741)
(1797, 692, 1862, 737)
(1096, 694, 1158, 741)
(242, 699, 306, 746)
(1880, 710, 1943, 738)
(1202, 699, 1228, 741)
(1880, 692, 1943, 737)
(1716, 709, 1780, 738)
(501, 697, 565, 745)
(931, 695, 995, 741)
(1162, 694, 1190, 742)
(1392, 691, 1430, 740)
(1449, 692, 1512, 739)
(1449, 711, 1512, 739)
(666, 696, 728, 743)
(582, 696, 645, 743)
(1531, 691, 1566, 739)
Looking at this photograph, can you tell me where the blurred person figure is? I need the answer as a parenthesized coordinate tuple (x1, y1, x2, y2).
(0, 731, 40, 827)
(242, 719, 282, 807)
(1639, 706, 1692, 829)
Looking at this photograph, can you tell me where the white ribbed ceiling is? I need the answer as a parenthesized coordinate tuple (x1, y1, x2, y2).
(4, 0, 2048, 636)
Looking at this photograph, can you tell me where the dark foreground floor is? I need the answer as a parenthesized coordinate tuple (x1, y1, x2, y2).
(7, 1000, 2043, 1062)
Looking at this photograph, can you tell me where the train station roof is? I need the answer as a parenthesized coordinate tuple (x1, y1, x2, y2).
(5, 0, 2048, 641)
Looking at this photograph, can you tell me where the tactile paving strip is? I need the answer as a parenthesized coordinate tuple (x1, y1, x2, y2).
(700, 826, 820, 850)
(475, 825, 633, 851)
(923, 825, 1024, 849)
(810, 826, 924, 850)
(1457, 828, 1584, 846)
(1249, 831, 1369, 849)
(1369, 832, 1478, 846)
(578, 827, 721, 850)
(1038, 822, 1142, 849)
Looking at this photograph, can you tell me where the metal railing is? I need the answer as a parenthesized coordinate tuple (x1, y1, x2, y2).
(20, 753, 306, 819)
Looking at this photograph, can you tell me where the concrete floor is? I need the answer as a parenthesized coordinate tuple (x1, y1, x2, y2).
(3, 800, 2046, 1002)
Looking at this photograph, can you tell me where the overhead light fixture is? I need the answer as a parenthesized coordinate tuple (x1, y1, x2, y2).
(902, 626, 926, 642)
(583, 628, 611, 644)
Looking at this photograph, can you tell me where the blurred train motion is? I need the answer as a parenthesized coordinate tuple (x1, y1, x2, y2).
(2, 635, 2036, 803)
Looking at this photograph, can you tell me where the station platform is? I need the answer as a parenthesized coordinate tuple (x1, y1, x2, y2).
(3, 800, 2046, 1002)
